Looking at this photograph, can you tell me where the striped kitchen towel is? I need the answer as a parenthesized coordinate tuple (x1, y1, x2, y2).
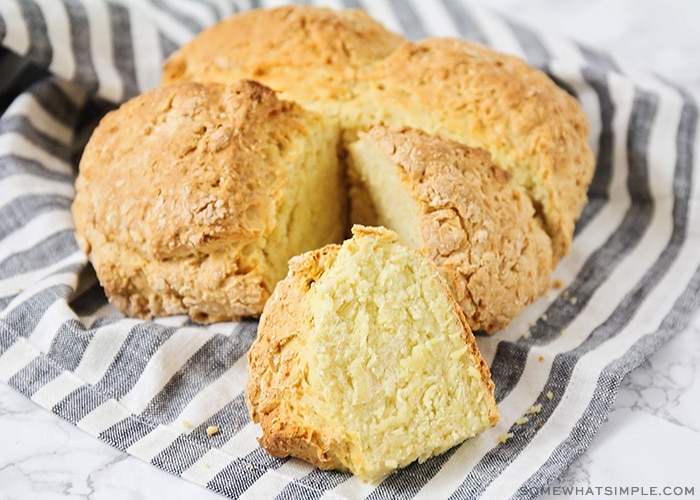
(1, 1, 698, 498)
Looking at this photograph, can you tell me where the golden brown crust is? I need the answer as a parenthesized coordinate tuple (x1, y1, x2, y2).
(72, 80, 331, 322)
(245, 226, 498, 478)
(162, 5, 405, 105)
(355, 37, 594, 259)
(361, 126, 553, 333)
(245, 243, 349, 471)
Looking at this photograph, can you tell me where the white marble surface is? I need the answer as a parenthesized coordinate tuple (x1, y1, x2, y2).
(2, 1, 700, 499)
(538, 312, 700, 499)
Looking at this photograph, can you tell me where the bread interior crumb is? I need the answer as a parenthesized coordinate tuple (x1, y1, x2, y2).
(261, 117, 345, 289)
(346, 135, 423, 249)
(300, 230, 493, 482)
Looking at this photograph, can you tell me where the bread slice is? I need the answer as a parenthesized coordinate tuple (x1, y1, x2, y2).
(245, 225, 499, 483)
(72, 80, 345, 322)
(347, 125, 553, 333)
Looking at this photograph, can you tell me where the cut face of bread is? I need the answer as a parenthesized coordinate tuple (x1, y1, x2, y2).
(347, 126, 553, 333)
(72, 80, 345, 322)
(245, 226, 499, 483)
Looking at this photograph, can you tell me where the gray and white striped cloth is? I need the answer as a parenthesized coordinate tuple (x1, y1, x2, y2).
(1, 1, 698, 498)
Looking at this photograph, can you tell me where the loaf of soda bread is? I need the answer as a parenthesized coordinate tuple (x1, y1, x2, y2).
(75, 5, 593, 332)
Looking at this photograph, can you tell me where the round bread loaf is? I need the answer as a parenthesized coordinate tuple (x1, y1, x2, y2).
(347, 125, 553, 333)
(245, 225, 499, 483)
(161, 5, 595, 331)
(72, 80, 345, 322)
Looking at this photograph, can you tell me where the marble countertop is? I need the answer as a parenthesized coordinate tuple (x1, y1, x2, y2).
(2, 1, 699, 498)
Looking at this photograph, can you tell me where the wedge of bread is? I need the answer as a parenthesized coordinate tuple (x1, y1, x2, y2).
(245, 225, 499, 483)
(347, 125, 553, 333)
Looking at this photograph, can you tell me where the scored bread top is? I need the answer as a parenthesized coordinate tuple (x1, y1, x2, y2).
(74, 80, 308, 258)
(356, 37, 594, 259)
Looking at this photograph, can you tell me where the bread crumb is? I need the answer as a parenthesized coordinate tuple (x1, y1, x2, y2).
(538, 355, 544, 362)
(206, 425, 220, 436)
(498, 432, 514, 444)
(553, 279, 564, 289)
(183, 420, 193, 429)
(522, 329, 531, 339)
(450, 345, 468, 359)
(526, 404, 543, 415)
(569, 296, 578, 305)
(546, 391, 554, 400)
(540, 313, 548, 321)
(561, 328, 568, 336)
(515, 416, 529, 425)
